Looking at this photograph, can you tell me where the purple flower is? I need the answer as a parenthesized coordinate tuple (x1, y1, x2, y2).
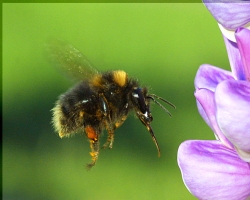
(178, 140, 250, 200)
(177, 2, 250, 200)
(203, 0, 250, 30)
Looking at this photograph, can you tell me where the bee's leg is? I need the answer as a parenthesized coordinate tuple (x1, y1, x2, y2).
(86, 138, 100, 169)
(114, 115, 128, 129)
(102, 115, 128, 149)
(85, 125, 99, 170)
(102, 128, 115, 149)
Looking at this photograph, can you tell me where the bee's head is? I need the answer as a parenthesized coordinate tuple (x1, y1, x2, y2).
(131, 87, 175, 157)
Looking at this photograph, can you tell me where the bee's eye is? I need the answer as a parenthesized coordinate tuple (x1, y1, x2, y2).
(132, 87, 147, 114)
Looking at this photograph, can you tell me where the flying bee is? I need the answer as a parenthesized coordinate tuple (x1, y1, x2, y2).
(47, 39, 175, 169)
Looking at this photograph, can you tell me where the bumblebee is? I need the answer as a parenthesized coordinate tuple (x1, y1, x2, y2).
(47, 39, 175, 169)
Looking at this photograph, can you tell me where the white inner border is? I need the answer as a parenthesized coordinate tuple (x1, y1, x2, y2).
(218, 22, 250, 42)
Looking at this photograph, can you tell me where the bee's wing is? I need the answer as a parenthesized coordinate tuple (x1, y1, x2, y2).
(45, 38, 99, 81)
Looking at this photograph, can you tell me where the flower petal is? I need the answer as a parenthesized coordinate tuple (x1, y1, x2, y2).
(203, 1, 250, 29)
(195, 88, 233, 149)
(223, 35, 246, 80)
(178, 140, 250, 200)
(235, 27, 250, 81)
(194, 64, 234, 92)
(215, 80, 250, 161)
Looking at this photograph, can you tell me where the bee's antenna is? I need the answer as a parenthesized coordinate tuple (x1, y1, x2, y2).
(147, 95, 175, 117)
(149, 94, 176, 109)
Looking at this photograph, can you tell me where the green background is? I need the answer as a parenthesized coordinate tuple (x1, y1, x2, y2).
(3, 3, 230, 200)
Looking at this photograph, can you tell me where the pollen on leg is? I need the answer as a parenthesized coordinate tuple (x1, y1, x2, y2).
(85, 125, 98, 140)
(113, 70, 128, 87)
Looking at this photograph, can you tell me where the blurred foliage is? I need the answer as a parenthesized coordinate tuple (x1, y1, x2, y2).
(3, 3, 231, 200)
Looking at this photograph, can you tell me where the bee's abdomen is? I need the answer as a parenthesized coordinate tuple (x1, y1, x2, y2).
(52, 81, 94, 137)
